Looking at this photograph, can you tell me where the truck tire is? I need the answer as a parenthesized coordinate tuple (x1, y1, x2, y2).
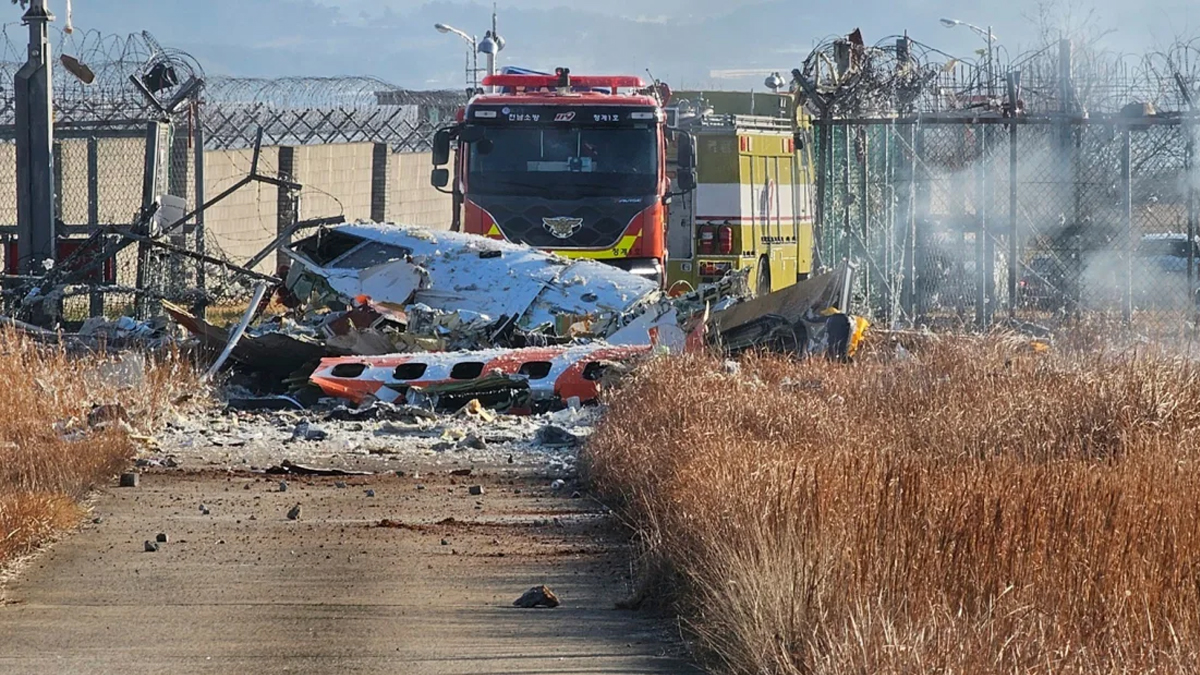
(756, 257, 772, 297)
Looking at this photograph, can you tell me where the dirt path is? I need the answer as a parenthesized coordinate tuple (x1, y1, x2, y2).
(0, 454, 699, 674)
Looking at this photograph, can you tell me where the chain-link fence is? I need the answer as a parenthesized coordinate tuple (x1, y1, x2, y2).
(817, 116, 1200, 335)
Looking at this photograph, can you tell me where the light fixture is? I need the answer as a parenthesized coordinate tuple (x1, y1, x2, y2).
(939, 17, 960, 28)
(764, 72, 785, 91)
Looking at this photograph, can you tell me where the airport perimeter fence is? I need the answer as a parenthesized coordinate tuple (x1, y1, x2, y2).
(815, 114, 1200, 337)
(0, 25, 461, 324)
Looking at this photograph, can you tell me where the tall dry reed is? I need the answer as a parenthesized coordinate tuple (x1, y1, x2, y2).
(587, 337, 1200, 673)
(0, 329, 193, 565)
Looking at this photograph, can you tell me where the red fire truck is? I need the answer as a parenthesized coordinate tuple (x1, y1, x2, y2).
(430, 68, 695, 287)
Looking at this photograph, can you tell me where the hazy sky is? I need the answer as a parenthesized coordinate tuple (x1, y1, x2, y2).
(39, 0, 1200, 89)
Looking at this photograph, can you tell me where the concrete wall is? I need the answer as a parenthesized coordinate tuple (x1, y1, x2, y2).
(0, 140, 453, 276)
(294, 142, 375, 223)
(202, 146, 280, 272)
(388, 151, 453, 230)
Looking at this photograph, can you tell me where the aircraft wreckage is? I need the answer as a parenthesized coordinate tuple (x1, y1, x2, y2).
(166, 222, 868, 413)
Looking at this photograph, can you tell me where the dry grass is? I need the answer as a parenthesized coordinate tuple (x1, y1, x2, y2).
(586, 335, 1200, 673)
(0, 329, 198, 565)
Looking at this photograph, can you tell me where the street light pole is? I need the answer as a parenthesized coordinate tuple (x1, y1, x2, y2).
(14, 0, 56, 287)
(940, 18, 998, 102)
(435, 23, 479, 92)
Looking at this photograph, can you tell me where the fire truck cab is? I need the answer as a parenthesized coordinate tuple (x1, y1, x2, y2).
(431, 68, 690, 287)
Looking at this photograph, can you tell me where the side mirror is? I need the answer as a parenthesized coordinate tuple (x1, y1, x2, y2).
(431, 168, 450, 189)
(678, 133, 697, 170)
(678, 168, 697, 193)
(432, 129, 452, 166)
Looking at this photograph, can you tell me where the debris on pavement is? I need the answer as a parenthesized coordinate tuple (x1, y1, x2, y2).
(144, 540, 159, 553)
(513, 585, 560, 608)
(119, 472, 140, 488)
(536, 425, 580, 448)
(264, 460, 373, 477)
(287, 504, 303, 521)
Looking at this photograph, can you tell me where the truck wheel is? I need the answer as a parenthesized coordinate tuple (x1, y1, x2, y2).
(756, 258, 772, 297)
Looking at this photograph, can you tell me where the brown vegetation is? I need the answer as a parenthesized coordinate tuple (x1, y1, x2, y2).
(0, 330, 193, 566)
(586, 336, 1200, 673)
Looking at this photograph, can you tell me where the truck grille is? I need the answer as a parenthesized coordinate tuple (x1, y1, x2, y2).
(470, 195, 654, 249)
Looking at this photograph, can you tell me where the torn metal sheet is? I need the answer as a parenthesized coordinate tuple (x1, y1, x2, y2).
(163, 301, 342, 376)
(712, 262, 869, 359)
(284, 223, 659, 338)
(309, 342, 653, 411)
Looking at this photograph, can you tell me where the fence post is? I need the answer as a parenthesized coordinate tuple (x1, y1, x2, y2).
(1007, 74, 1020, 319)
(135, 121, 162, 320)
(858, 128, 870, 314)
(1188, 117, 1198, 325)
(814, 118, 830, 270)
(975, 125, 988, 327)
(1122, 126, 1133, 324)
(193, 114, 207, 317)
(898, 122, 917, 322)
(87, 136, 102, 318)
(276, 146, 298, 272)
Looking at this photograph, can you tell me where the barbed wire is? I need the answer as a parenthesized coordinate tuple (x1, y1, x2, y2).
(796, 31, 1200, 118)
(0, 24, 202, 125)
(204, 76, 463, 110)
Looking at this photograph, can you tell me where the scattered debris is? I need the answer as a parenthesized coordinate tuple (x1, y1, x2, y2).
(286, 504, 303, 521)
(119, 472, 140, 488)
(264, 460, 371, 477)
(513, 585, 560, 608)
(537, 425, 580, 448)
(144, 540, 159, 553)
(468, 485, 485, 496)
(290, 422, 329, 443)
(155, 533, 169, 543)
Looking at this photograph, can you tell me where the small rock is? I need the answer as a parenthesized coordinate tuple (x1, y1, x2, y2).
(468, 485, 485, 496)
(449, 468, 473, 477)
(199, 504, 210, 515)
(441, 539, 449, 546)
(334, 481, 347, 489)
(144, 540, 159, 553)
(365, 489, 376, 498)
(416, 484, 426, 491)
(507, 454, 514, 464)
(91, 516, 104, 525)
(291, 422, 329, 443)
(243, 483, 251, 490)
(156, 533, 168, 543)
(279, 481, 289, 492)
(513, 585, 560, 608)
(119, 472, 139, 488)
(460, 433, 487, 450)
(287, 504, 302, 521)
(537, 425, 579, 448)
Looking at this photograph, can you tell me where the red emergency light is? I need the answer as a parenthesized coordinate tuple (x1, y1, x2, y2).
(482, 74, 646, 91)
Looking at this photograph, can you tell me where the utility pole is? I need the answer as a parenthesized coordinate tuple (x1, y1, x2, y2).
(14, 0, 56, 298)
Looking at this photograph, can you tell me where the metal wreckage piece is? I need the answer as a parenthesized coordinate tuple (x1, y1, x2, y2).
(309, 343, 653, 413)
(165, 221, 868, 413)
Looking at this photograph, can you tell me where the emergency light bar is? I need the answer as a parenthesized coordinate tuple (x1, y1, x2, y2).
(482, 74, 646, 90)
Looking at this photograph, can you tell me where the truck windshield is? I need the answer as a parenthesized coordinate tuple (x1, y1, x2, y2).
(467, 126, 658, 198)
